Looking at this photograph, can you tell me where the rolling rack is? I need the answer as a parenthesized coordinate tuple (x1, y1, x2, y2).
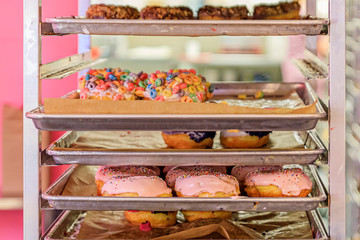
(23, 0, 345, 239)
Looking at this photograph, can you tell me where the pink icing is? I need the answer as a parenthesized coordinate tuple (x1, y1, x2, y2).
(95, 166, 157, 183)
(102, 175, 172, 196)
(174, 174, 239, 197)
(139, 221, 152, 232)
(166, 166, 227, 188)
(231, 165, 282, 182)
(244, 168, 313, 196)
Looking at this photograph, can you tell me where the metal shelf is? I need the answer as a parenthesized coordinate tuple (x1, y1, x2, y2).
(43, 130, 327, 166)
(42, 18, 329, 36)
(43, 165, 327, 212)
(23, 0, 345, 239)
(42, 210, 329, 240)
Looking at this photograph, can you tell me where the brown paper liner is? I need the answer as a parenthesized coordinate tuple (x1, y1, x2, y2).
(44, 98, 316, 114)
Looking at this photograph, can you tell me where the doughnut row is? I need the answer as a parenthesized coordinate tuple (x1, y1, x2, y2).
(96, 165, 313, 227)
(87, 2, 301, 20)
(78, 68, 213, 102)
(161, 130, 272, 149)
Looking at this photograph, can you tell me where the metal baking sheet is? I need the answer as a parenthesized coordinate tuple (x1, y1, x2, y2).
(26, 82, 327, 131)
(42, 165, 327, 212)
(45, 130, 326, 166)
(42, 210, 328, 240)
(42, 18, 329, 36)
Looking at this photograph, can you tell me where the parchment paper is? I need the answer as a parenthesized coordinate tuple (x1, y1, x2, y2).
(66, 211, 313, 239)
(44, 98, 316, 115)
(53, 131, 308, 151)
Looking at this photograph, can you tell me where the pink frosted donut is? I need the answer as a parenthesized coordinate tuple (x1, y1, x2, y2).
(231, 165, 282, 184)
(175, 172, 239, 197)
(244, 168, 313, 197)
(95, 166, 158, 195)
(101, 175, 176, 228)
(101, 175, 172, 196)
(165, 166, 227, 188)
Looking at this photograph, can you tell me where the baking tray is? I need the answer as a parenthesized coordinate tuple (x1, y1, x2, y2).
(45, 130, 326, 166)
(41, 210, 328, 240)
(42, 18, 329, 36)
(26, 82, 327, 131)
(42, 165, 327, 212)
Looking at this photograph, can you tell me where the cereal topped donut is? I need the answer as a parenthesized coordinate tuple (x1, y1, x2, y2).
(244, 168, 313, 197)
(143, 69, 214, 102)
(79, 68, 149, 101)
(95, 165, 158, 195)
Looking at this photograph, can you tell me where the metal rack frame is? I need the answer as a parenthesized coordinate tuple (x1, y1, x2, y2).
(23, 0, 345, 239)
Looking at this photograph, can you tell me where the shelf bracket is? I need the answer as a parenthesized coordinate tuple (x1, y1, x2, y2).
(40, 51, 106, 80)
(292, 50, 329, 80)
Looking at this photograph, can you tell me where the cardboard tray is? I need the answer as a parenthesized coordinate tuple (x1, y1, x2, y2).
(27, 82, 326, 131)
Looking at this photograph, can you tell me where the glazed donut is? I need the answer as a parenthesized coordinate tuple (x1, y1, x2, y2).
(95, 166, 157, 196)
(161, 131, 216, 149)
(253, 2, 301, 20)
(86, 4, 140, 19)
(244, 168, 313, 197)
(78, 68, 149, 101)
(175, 172, 239, 222)
(231, 165, 282, 186)
(140, 6, 193, 20)
(220, 130, 271, 148)
(102, 175, 176, 227)
(198, 5, 249, 20)
(143, 69, 214, 102)
(166, 165, 227, 188)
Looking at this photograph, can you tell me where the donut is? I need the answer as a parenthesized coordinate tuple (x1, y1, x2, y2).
(220, 130, 271, 148)
(174, 171, 239, 222)
(231, 165, 282, 186)
(78, 68, 149, 101)
(166, 165, 227, 188)
(244, 168, 313, 197)
(198, 6, 249, 20)
(161, 131, 216, 149)
(95, 166, 157, 196)
(140, 6, 193, 20)
(102, 175, 176, 227)
(86, 4, 140, 19)
(143, 69, 214, 102)
(253, 2, 301, 20)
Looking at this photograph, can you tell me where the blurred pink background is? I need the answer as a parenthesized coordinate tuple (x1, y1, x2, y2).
(0, 0, 78, 239)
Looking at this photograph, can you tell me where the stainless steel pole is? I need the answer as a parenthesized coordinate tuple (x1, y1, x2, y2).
(329, 0, 346, 238)
(23, 0, 41, 238)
